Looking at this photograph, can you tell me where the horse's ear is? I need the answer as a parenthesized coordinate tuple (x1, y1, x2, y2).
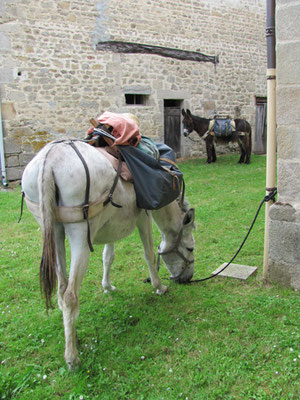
(186, 109, 192, 117)
(181, 109, 186, 117)
(183, 208, 195, 227)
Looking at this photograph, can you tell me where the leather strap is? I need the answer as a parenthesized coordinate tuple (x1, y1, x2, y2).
(68, 141, 94, 252)
(103, 155, 122, 208)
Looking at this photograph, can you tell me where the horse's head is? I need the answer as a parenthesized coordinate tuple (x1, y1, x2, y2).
(181, 109, 194, 137)
(158, 206, 195, 284)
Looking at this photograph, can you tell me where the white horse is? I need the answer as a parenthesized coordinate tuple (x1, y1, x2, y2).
(21, 139, 195, 369)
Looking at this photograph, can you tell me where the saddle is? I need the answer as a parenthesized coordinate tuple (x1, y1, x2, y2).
(210, 115, 236, 137)
(85, 112, 184, 210)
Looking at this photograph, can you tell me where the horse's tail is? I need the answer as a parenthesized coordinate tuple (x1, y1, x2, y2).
(38, 149, 57, 310)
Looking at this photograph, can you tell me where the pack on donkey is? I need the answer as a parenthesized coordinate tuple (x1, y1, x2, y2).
(182, 109, 252, 164)
(21, 112, 196, 369)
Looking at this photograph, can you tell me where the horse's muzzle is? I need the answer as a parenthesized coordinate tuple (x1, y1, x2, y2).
(171, 271, 193, 284)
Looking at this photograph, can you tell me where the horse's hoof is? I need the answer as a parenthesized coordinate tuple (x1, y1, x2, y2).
(66, 357, 81, 371)
(102, 283, 116, 293)
(104, 285, 116, 294)
(156, 285, 168, 295)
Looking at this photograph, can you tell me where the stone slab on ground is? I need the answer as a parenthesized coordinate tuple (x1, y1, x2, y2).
(212, 263, 258, 281)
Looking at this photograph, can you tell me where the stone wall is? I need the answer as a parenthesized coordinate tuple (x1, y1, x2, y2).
(0, 0, 267, 180)
(268, 0, 300, 290)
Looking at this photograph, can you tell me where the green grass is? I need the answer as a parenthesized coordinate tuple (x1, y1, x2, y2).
(0, 154, 299, 400)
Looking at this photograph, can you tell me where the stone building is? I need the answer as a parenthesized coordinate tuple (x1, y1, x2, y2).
(268, 0, 300, 290)
(0, 0, 267, 180)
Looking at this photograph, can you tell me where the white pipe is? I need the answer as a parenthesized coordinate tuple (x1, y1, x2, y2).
(263, 0, 276, 281)
(0, 102, 8, 187)
(263, 68, 276, 281)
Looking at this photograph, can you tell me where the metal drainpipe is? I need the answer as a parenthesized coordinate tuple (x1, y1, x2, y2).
(0, 101, 8, 187)
(263, 0, 276, 281)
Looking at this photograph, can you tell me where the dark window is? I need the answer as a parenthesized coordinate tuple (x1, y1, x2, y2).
(125, 94, 147, 105)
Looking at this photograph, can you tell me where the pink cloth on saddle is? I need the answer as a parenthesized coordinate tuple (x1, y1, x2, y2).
(93, 111, 141, 147)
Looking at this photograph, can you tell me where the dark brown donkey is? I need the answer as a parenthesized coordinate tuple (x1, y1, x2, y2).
(182, 109, 252, 164)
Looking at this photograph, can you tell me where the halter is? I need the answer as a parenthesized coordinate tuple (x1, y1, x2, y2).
(157, 227, 194, 282)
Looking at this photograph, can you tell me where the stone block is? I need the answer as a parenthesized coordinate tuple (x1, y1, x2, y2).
(3, 137, 21, 154)
(277, 42, 300, 85)
(269, 260, 300, 291)
(269, 219, 300, 266)
(277, 126, 300, 160)
(212, 263, 258, 281)
(6, 166, 23, 181)
(269, 202, 295, 222)
(0, 68, 13, 84)
(277, 159, 300, 203)
(1, 102, 16, 119)
(277, 3, 300, 41)
(268, 260, 292, 288)
(6, 155, 19, 167)
(0, 33, 11, 51)
(19, 153, 34, 166)
(277, 86, 300, 124)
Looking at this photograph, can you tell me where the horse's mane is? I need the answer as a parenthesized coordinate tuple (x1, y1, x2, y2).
(176, 197, 190, 213)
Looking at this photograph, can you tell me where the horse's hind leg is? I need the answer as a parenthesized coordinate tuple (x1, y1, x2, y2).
(55, 223, 68, 311)
(62, 224, 90, 369)
(102, 243, 116, 293)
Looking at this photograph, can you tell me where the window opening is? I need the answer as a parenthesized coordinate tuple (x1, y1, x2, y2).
(125, 94, 147, 105)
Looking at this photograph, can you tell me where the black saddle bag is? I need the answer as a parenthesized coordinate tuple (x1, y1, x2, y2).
(119, 143, 183, 210)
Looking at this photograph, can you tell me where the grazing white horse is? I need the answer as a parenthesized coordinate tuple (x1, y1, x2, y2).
(21, 139, 195, 369)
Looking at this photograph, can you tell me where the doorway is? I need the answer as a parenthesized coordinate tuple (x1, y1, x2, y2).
(164, 99, 182, 157)
(254, 97, 267, 154)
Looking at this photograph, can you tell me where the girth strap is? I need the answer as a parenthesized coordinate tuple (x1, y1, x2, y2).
(68, 141, 94, 252)
(103, 155, 122, 208)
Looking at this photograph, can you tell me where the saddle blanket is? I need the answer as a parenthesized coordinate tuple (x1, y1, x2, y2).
(211, 118, 236, 137)
(95, 147, 133, 182)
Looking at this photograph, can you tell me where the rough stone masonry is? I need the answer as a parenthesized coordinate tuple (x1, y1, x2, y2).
(268, 0, 300, 290)
(0, 0, 266, 180)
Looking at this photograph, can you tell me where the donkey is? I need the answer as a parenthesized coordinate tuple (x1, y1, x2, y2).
(182, 109, 252, 164)
(21, 139, 195, 369)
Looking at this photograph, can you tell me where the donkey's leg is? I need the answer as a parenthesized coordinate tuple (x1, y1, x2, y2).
(237, 135, 246, 163)
(102, 243, 116, 293)
(245, 133, 251, 164)
(211, 143, 217, 162)
(137, 212, 167, 295)
(62, 225, 90, 369)
(55, 223, 68, 311)
(205, 138, 212, 163)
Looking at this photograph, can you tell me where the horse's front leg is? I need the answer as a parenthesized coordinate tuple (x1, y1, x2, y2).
(62, 224, 90, 370)
(102, 243, 116, 293)
(137, 212, 167, 295)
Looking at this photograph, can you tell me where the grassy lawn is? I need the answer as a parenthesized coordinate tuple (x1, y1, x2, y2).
(0, 154, 299, 400)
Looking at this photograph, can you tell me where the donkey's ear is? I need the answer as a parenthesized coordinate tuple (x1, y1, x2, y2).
(181, 109, 186, 117)
(183, 208, 195, 227)
(186, 109, 192, 117)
